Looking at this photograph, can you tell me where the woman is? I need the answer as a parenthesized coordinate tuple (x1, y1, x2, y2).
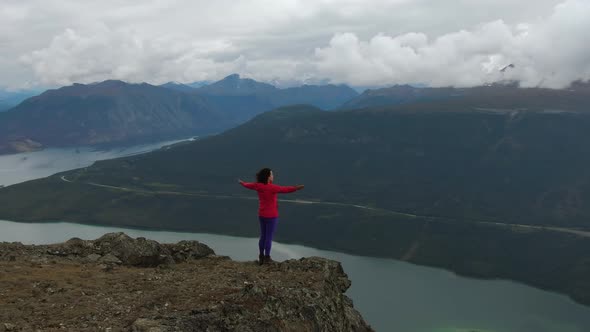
(239, 168, 304, 265)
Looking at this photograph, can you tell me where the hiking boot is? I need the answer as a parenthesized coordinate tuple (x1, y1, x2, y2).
(264, 255, 275, 264)
(258, 254, 264, 265)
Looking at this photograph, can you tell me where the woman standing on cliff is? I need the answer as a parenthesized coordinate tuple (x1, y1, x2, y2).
(239, 168, 304, 265)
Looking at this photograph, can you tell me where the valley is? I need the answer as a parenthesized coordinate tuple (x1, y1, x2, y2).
(2, 94, 590, 308)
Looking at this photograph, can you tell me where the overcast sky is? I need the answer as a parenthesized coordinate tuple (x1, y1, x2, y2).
(1, 0, 589, 90)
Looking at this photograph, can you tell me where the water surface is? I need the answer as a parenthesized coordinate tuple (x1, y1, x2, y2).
(0, 139, 189, 186)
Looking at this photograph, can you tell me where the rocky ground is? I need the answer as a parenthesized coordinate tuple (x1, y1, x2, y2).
(0, 233, 372, 332)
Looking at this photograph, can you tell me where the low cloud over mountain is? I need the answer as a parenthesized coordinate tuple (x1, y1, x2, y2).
(3, 0, 589, 89)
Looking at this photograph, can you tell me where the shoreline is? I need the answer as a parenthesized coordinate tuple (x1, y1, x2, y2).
(2, 217, 589, 310)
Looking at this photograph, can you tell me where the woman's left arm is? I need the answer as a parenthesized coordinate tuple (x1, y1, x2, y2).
(272, 184, 304, 193)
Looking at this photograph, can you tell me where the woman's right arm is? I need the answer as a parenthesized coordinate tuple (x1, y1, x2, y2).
(239, 180, 257, 190)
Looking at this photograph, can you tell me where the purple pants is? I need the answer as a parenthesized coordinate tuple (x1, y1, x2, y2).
(259, 217, 278, 256)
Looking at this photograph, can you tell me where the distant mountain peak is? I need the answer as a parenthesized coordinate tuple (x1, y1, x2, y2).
(198, 74, 277, 96)
(219, 74, 265, 87)
(160, 81, 195, 93)
(89, 79, 128, 87)
(37, 80, 160, 98)
(223, 73, 241, 80)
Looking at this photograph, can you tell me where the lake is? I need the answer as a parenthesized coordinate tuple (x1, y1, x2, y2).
(1, 219, 589, 332)
(0, 139, 190, 186)
(0, 142, 589, 331)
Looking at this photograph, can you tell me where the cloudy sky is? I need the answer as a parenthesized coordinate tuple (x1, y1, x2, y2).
(1, 0, 589, 90)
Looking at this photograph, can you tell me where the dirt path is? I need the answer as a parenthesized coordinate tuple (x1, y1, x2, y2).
(60, 176, 590, 239)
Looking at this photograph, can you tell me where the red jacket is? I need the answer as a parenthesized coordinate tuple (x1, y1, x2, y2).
(240, 182, 298, 217)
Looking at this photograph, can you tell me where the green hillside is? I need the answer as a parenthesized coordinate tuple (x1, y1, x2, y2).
(1, 100, 590, 306)
(52, 103, 590, 228)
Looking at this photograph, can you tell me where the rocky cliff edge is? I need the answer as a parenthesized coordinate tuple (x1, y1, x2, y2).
(0, 232, 373, 332)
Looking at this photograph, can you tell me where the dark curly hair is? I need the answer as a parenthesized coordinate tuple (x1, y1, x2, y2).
(256, 168, 272, 184)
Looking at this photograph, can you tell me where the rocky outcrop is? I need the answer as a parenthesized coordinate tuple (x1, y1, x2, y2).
(0, 233, 372, 331)
(129, 257, 369, 332)
(2, 232, 214, 267)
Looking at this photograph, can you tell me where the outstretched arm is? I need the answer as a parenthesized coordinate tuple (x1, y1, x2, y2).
(271, 184, 305, 193)
(239, 179, 257, 190)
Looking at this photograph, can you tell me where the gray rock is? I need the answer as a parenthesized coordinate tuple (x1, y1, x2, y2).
(0, 232, 215, 267)
(99, 264, 114, 272)
(99, 254, 122, 265)
(64, 237, 92, 253)
(85, 253, 101, 262)
(111, 233, 213, 266)
(131, 318, 166, 332)
(3, 323, 16, 331)
(163, 240, 215, 262)
(94, 233, 173, 267)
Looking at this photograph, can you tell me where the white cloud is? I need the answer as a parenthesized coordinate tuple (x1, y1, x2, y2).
(2, 0, 588, 89)
(313, 0, 590, 88)
(19, 26, 242, 86)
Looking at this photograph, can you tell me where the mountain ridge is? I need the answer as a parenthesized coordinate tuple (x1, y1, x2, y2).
(0, 76, 358, 154)
(0, 81, 227, 154)
(340, 82, 590, 110)
(196, 74, 278, 96)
